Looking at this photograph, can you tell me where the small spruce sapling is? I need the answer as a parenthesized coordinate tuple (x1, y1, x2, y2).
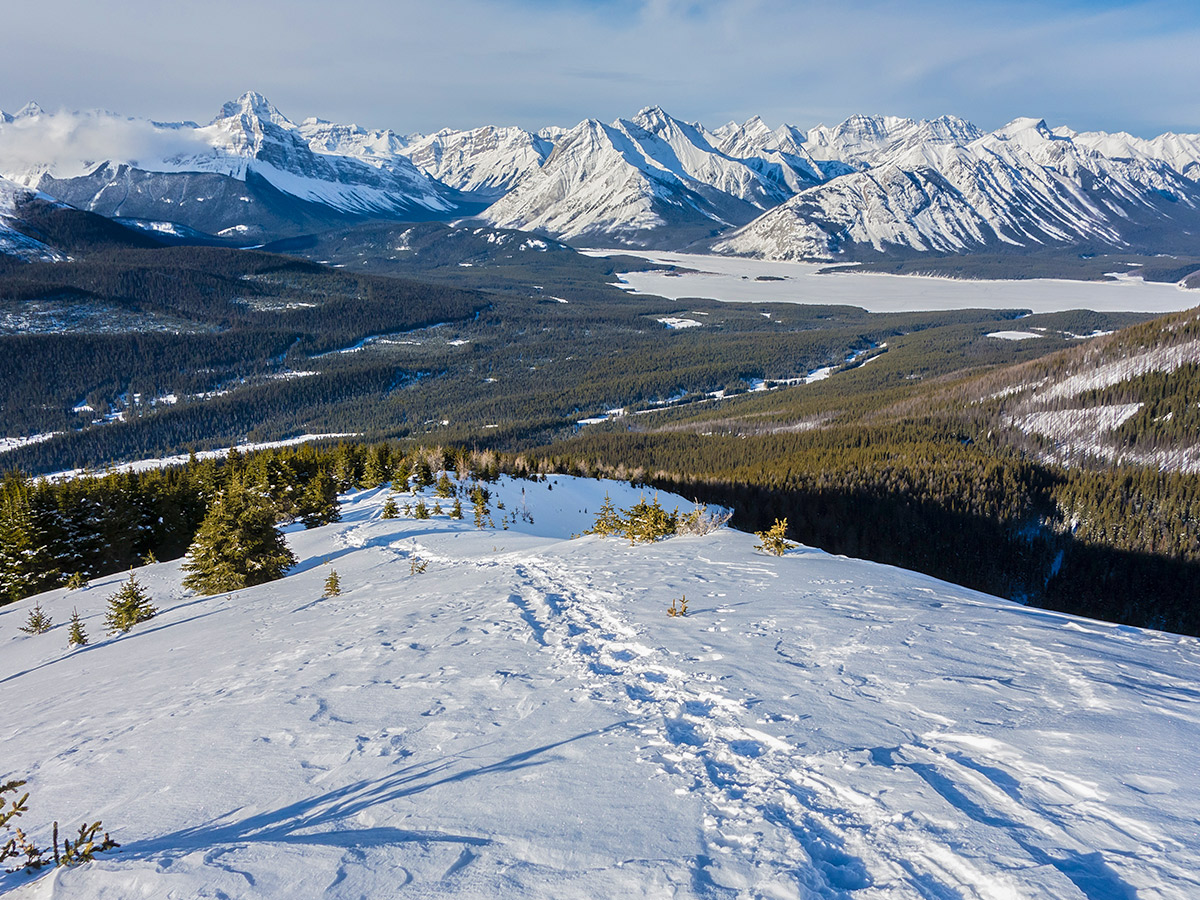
(450, 498, 463, 520)
(67, 609, 88, 647)
(104, 572, 157, 635)
(323, 569, 341, 597)
(381, 497, 399, 519)
(19, 602, 52, 635)
(667, 594, 688, 617)
(435, 472, 455, 498)
(754, 518, 796, 556)
(410, 556, 428, 575)
(65, 571, 88, 591)
(413, 500, 430, 520)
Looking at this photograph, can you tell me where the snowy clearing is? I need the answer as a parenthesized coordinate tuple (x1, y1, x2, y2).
(0, 432, 61, 454)
(46, 434, 359, 480)
(987, 330, 1044, 340)
(582, 250, 1200, 313)
(2, 474, 1199, 899)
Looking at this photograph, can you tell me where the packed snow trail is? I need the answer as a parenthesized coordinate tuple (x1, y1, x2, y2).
(2, 476, 1199, 899)
(499, 535, 1198, 900)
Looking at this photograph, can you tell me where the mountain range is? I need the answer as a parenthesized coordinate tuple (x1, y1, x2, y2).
(3, 92, 1200, 262)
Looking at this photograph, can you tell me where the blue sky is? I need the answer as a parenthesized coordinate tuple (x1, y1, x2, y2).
(2, 0, 1197, 136)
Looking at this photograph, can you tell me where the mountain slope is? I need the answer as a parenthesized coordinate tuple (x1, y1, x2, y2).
(0, 176, 65, 261)
(481, 108, 798, 247)
(716, 116, 1200, 261)
(966, 307, 1200, 472)
(2, 475, 1198, 898)
(5, 95, 1200, 262)
(0, 93, 473, 240)
(400, 125, 553, 200)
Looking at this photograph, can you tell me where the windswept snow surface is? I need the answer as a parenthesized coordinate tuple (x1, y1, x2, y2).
(586, 250, 1200, 314)
(3, 475, 1199, 898)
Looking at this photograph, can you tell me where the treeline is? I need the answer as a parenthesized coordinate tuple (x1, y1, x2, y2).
(4, 434, 1199, 636)
(526, 427, 1200, 636)
(0, 441, 461, 604)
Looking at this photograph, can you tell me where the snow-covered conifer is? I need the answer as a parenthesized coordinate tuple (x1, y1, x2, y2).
(182, 486, 297, 594)
(104, 572, 157, 634)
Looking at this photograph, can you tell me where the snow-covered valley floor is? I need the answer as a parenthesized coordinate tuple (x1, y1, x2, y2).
(586, 250, 1200, 314)
(3, 475, 1199, 899)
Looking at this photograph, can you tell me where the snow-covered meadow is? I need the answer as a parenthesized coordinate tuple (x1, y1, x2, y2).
(2, 474, 1199, 899)
(589, 250, 1200, 314)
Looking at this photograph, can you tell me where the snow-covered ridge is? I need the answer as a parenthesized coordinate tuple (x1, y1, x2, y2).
(2, 474, 1198, 898)
(0, 174, 66, 261)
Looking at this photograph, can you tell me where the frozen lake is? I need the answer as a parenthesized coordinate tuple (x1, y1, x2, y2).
(582, 250, 1200, 314)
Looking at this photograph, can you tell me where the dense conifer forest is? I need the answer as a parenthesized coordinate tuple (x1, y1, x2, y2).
(2, 226, 1198, 637)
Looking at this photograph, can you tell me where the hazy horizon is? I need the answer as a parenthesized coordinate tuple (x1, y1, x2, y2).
(2, 0, 1197, 139)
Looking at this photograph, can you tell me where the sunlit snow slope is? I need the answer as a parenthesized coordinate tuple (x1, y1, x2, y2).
(2, 475, 1198, 899)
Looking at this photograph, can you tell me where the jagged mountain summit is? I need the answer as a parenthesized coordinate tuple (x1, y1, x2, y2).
(714, 115, 1200, 260)
(481, 106, 817, 247)
(0, 93, 475, 240)
(2, 93, 1199, 262)
(399, 125, 554, 200)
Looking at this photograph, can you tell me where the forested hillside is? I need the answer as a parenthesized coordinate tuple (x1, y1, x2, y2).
(0, 230, 1123, 474)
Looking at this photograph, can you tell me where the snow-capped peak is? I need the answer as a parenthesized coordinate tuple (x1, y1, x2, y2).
(214, 91, 290, 127)
(13, 101, 45, 120)
(632, 104, 677, 133)
(994, 116, 1055, 141)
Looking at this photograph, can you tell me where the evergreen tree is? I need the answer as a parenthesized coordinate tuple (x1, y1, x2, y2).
(754, 518, 796, 556)
(469, 484, 492, 529)
(622, 496, 677, 544)
(381, 497, 400, 519)
(181, 484, 297, 594)
(323, 569, 341, 597)
(361, 445, 390, 488)
(297, 470, 341, 529)
(0, 473, 60, 603)
(587, 494, 624, 537)
(331, 443, 362, 490)
(19, 601, 52, 635)
(390, 457, 411, 493)
(104, 572, 157, 634)
(450, 498, 463, 520)
(67, 608, 88, 647)
(435, 472, 455, 498)
(249, 453, 300, 522)
(412, 457, 435, 490)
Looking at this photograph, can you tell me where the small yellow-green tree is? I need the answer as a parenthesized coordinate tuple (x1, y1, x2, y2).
(323, 569, 341, 597)
(754, 518, 796, 556)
